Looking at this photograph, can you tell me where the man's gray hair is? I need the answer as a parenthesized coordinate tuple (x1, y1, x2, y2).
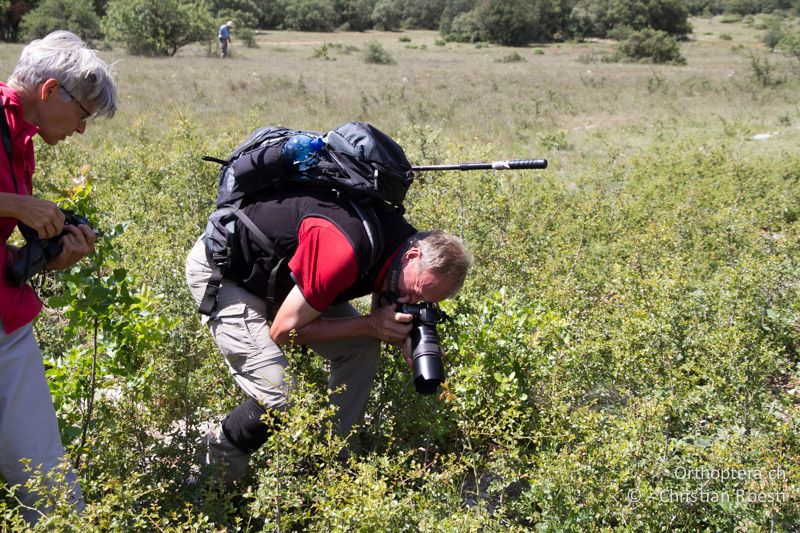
(407, 230, 472, 294)
(8, 30, 117, 119)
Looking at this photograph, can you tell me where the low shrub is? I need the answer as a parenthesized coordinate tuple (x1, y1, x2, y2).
(616, 29, 686, 65)
(497, 51, 526, 63)
(237, 27, 258, 48)
(363, 41, 395, 64)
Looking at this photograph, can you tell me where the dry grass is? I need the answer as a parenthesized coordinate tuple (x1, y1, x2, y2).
(2, 17, 800, 174)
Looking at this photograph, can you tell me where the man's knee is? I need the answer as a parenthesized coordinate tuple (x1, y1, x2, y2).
(221, 397, 280, 454)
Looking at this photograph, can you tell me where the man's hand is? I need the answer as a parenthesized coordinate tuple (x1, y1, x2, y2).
(369, 300, 413, 345)
(45, 224, 96, 271)
(15, 196, 65, 239)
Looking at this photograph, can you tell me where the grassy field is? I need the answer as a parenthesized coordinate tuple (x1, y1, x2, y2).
(1, 16, 799, 530)
(3, 16, 798, 172)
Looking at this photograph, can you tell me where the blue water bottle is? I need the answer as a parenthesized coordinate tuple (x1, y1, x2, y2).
(281, 134, 325, 171)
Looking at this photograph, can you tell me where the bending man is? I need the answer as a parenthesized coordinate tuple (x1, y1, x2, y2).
(186, 187, 470, 483)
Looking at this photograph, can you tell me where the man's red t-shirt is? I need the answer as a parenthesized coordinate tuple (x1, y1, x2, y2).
(288, 217, 398, 311)
(0, 83, 43, 334)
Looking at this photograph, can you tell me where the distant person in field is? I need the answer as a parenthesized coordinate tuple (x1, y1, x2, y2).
(219, 20, 234, 58)
(0, 30, 117, 524)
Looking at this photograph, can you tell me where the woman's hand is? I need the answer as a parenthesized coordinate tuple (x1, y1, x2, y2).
(45, 224, 96, 271)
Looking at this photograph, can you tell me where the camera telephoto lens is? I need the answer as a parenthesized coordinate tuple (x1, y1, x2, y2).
(410, 323, 445, 395)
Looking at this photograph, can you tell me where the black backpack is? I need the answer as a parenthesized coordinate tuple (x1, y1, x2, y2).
(198, 121, 415, 316)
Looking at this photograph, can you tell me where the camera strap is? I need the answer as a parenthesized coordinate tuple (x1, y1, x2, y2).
(379, 242, 409, 306)
(0, 99, 20, 194)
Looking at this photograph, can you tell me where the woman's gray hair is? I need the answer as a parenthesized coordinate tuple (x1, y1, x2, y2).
(8, 30, 117, 119)
(407, 230, 472, 294)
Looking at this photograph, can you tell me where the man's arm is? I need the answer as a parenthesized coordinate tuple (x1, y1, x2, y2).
(269, 285, 412, 346)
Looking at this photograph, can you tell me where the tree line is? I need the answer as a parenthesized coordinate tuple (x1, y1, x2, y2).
(1, 0, 800, 55)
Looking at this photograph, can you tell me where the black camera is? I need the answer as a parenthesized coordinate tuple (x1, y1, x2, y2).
(398, 302, 449, 395)
(6, 209, 91, 287)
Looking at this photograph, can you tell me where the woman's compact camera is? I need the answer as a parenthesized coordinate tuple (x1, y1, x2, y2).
(6, 209, 91, 287)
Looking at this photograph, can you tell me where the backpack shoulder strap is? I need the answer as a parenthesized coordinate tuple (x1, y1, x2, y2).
(0, 99, 19, 194)
(348, 201, 384, 268)
(199, 205, 285, 319)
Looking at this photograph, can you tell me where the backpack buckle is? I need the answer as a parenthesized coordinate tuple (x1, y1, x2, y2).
(210, 251, 229, 268)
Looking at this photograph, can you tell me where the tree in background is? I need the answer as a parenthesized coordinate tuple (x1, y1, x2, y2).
(569, 0, 691, 39)
(206, 0, 260, 30)
(401, 0, 446, 29)
(334, 0, 376, 31)
(444, 0, 571, 45)
(0, 0, 35, 42)
(91, 0, 108, 15)
(447, 8, 484, 42)
(371, 0, 402, 31)
(103, 0, 212, 56)
(723, 0, 796, 14)
(281, 0, 337, 31)
(20, 0, 102, 42)
(439, 0, 478, 36)
(608, 0, 692, 35)
(480, 0, 539, 45)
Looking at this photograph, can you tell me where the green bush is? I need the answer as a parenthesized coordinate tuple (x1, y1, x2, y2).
(497, 51, 526, 63)
(103, 0, 213, 56)
(539, 130, 569, 150)
(607, 23, 634, 40)
(312, 41, 337, 60)
(20, 0, 102, 42)
(762, 19, 785, 50)
(363, 40, 395, 64)
(2, 110, 799, 528)
(776, 27, 800, 60)
(748, 52, 783, 87)
(720, 13, 743, 22)
(236, 26, 257, 48)
(616, 28, 687, 65)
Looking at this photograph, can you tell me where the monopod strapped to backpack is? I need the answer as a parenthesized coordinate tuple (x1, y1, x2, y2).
(197, 120, 548, 317)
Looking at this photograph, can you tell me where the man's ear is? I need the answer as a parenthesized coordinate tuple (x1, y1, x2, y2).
(403, 247, 421, 263)
(38, 78, 60, 102)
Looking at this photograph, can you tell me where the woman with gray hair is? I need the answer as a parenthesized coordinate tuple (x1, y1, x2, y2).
(0, 30, 117, 524)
